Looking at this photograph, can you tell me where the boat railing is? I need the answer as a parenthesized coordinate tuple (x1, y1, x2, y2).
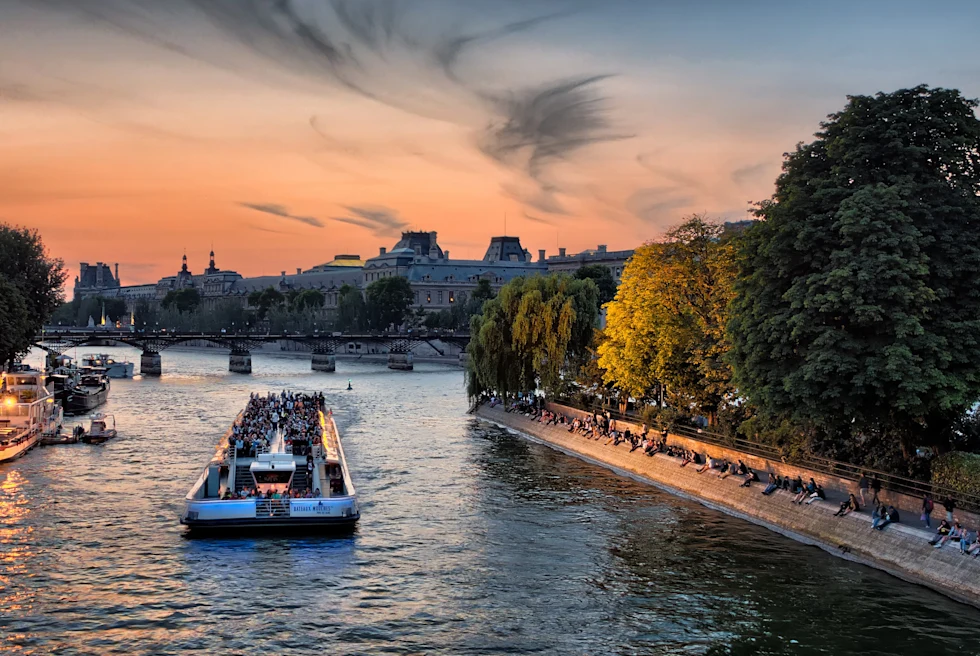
(255, 499, 291, 518)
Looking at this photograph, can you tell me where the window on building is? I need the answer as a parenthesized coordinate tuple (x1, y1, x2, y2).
(426, 292, 431, 303)
(438, 291, 443, 304)
(415, 291, 420, 304)
(449, 291, 455, 303)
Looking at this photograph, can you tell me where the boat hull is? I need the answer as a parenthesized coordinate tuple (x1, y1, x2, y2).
(0, 433, 40, 463)
(180, 513, 359, 532)
(64, 387, 109, 415)
(81, 429, 116, 444)
(105, 362, 134, 378)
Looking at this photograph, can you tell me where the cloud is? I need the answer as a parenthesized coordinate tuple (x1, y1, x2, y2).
(239, 203, 324, 228)
(626, 187, 695, 224)
(731, 161, 773, 186)
(330, 204, 408, 237)
(522, 210, 554, 226)
(481, 75, 630, 210)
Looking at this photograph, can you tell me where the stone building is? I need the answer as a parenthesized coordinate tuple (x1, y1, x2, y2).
(72, 233, 634, 317)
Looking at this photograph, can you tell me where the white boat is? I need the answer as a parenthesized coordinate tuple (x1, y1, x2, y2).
(80, 353, 134, 378)
(181, 392, 359, 531)
(79, 413, 117, 444)
(0, 367, 63, 463)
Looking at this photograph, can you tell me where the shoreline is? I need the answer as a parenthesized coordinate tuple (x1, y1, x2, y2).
(474, 404, 980, 610)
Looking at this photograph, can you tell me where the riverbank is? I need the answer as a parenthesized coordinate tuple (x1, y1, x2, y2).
(474, 404, 980, 609)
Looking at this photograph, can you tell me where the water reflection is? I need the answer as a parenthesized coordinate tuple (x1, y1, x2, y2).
(0, 347, 977, 655)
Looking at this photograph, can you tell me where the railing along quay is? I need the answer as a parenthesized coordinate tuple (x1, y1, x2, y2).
(553, 399, 980, 514)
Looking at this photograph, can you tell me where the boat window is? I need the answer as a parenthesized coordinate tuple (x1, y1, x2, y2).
(253, 471, 292, 485)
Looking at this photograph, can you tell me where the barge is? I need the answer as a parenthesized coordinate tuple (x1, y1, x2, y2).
(180, 392, 358, 532)
(0, 367, 63, 463)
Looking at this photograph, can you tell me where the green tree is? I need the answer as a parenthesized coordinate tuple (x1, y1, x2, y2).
(467, 273, 599, 398)
(575, 264, 617, 305)
(246, 287, 284, 319)
(365, 277, 414, 330)
(133, 299, 158, 330)
(162, 288, 202, 314)
(727, 85, 980, 457)
(0, 224, 66, 366)
(292, 289, 325, 312)
(599, 215, 737, 423)
(336, 284, 366, 332)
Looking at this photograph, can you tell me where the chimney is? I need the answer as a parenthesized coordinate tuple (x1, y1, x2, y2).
(444, 250, 450, 259)
(114, 263, 119, 283)
(414, 245, 422, 256)
(538, 249, 546, 262)
(296, 267, 302, 275)
(281, 270, 286, 277)
(559, 247, 567, 257)
(597, 244, 607, 253)
(380, 246, 387, 255)
(428, 246, 439, 259)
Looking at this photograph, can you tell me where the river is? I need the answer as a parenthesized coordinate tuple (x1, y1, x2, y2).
(1, 347, 978, 655)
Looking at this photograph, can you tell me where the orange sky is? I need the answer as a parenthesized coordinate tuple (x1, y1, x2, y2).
(2, 0, 976, 285)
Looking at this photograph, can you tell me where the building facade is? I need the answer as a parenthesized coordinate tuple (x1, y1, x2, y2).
(73, 233, 634, 316)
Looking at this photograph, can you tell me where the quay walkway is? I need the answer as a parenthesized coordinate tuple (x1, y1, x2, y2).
(475, 403, 980, 609)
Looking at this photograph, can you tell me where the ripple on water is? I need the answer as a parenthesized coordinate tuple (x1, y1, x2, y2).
(0, 348, 979, 655)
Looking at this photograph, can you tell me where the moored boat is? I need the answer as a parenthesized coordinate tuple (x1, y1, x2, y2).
(79, 413, 117, 444)
(49, 363, 110, 416)
(80, 353, 134, 379)
(0, 367, 63, 463)
(180, 391, 359, 532)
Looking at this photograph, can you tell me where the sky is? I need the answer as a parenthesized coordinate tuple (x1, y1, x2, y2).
(2, 0, 978, 285)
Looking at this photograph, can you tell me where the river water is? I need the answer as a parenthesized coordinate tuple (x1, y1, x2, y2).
(1, 348, 978, 655)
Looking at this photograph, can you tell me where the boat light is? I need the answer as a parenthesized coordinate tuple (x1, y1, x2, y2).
(3, 396, 14, 407)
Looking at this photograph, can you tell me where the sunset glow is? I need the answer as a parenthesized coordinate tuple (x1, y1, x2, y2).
(2, 0, 977, 284)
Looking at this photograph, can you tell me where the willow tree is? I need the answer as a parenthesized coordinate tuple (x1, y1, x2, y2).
(727, 85, 980, 456)
(467, 274, 599, 399)
(599, 215, 737, 423)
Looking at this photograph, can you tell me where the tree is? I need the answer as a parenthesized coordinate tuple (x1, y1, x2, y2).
(292, 289, 325, 312)
(467, 273, 599, 398)
(727, 85, 980, 456)
(599, 215, 737, 423)
(133, 299, 158, 330)
(246, 287, 284, 319)
(575, 264, 617, 305)
(0, 224, 66, 366)
(336, 284, 366, 332)
(365, 277, 414, 330)
(162, 288, 202, 314)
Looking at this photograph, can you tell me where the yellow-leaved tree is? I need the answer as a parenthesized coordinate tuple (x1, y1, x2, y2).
(598, 215, 738, 424)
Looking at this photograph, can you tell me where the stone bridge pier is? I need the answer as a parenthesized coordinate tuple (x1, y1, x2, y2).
(311, 353, 336, 372)
(228, 349, 252, 374)
(141, 351, 162, 376)
(387, 352, 414, 370)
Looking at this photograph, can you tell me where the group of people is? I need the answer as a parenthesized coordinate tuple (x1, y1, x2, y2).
(222, 485, 321, 500)
(489, 397, 980, 549)
(228, 390, 325, 459)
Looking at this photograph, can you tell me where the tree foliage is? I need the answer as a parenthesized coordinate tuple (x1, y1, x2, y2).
(575, 264, 617, 305)
(336, 284, 366, 332)
(365, 277, 414, 330)
(162, 288, 202, 314)
(599, 215, 737, 421)
(727, 85, 980, 452)
(0, 224, 66, 366)
(467, 273, 599, 398)
(246, 287, 283, 319)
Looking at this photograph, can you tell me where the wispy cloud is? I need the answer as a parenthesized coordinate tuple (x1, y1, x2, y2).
(731, 161, 773, 186)
(626, 187, 695, 224)
(239, 203, 324, 228)
(522, 210, 554, 226)
(331, 204, 408, 237)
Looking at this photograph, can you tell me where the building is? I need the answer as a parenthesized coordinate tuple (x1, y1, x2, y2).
(73, 262, 120, 299)
(546, 244, 634, 284)
(72, 233, 634, 316)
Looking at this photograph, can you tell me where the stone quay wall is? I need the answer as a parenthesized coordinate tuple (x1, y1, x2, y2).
(544, 403, 980, 529)
(474, 404, 980, 609)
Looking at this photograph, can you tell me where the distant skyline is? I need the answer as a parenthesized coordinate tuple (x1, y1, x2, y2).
(2, 0, 978, 284)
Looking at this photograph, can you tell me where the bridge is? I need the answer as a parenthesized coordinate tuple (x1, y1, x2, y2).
(34, 329, 470, 374)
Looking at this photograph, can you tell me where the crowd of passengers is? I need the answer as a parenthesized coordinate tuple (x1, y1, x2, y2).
(222, 486, 321, 501)
(228, 390, 326, 458)
(486, 395, 980, 549)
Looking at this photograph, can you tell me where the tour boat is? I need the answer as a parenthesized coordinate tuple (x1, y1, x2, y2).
(79, 413, 117, 444)
(0, 367, 63, 463)
(80, 353, 134, 378)
(180, 396, 359, 531)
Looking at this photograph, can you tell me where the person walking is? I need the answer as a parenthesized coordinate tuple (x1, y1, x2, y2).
(858, 473, 870, 506)
(921, 494, 934, 528)
(942, 497, 956, 523)
(871, 474, 882, 505)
